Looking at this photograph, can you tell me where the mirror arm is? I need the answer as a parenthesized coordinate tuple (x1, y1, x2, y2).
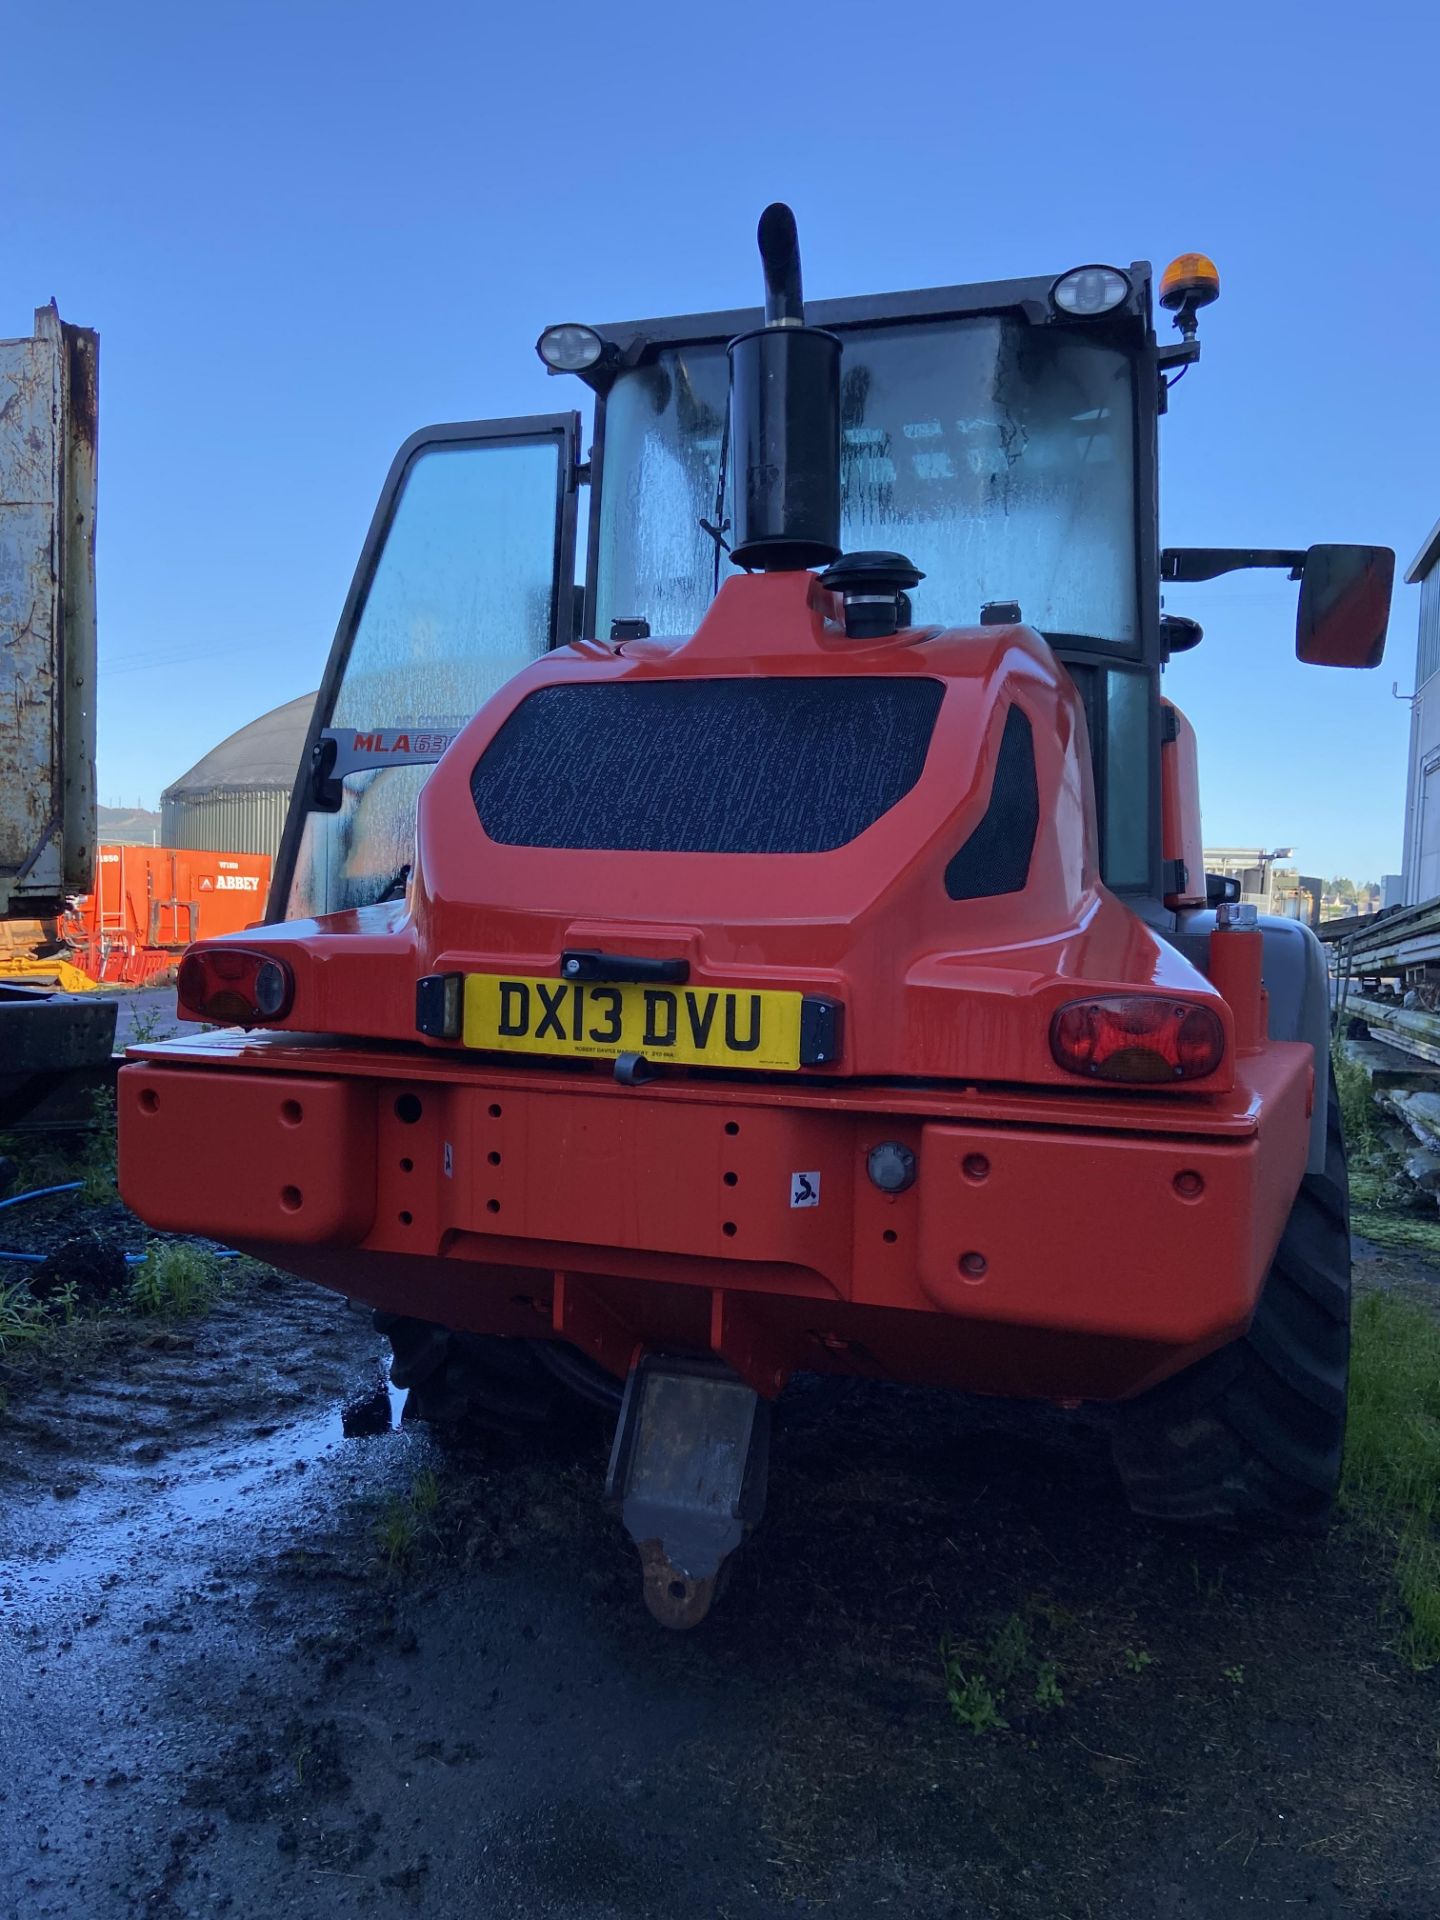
(1161, 547, 1307, 584)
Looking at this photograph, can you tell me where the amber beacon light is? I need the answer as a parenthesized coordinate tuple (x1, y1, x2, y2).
(1159, 253, 1221, 313)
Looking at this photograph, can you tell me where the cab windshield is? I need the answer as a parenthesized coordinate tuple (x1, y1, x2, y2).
(595, 316, 1139, 650)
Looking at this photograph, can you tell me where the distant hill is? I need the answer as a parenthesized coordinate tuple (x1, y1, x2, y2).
(97, 805, 161, 845)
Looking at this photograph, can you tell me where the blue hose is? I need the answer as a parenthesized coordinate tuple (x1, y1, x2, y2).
(1, 1245, 242, 1265)
(0, 1181, 82, 1211)
(1, 1175, 244, 1269)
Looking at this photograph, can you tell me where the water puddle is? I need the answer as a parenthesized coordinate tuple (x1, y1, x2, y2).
(2, 1361, 412, 1610)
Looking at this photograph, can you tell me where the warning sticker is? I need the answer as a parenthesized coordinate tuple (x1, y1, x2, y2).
(789, 1171, 820, 1209)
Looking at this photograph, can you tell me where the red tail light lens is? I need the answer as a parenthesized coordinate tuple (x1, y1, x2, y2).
(1049, 995, 1225, 1083)
(176, 946, 294, 1025)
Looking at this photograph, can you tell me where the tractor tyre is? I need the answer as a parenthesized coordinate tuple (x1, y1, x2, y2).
(1111, 1074, 1350, 1531)
(376, 1313, 622, 1431)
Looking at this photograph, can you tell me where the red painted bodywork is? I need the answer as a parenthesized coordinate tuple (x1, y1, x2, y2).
(118, 571, 1310, 1403)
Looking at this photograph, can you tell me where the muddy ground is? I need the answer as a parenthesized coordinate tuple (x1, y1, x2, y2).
(2, 1171, 1438, 1920)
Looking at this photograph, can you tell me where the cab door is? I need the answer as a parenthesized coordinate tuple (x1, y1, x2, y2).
(272, 413, 580, 921)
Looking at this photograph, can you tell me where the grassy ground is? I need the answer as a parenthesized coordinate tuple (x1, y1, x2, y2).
(1344, 1290, 1440, 1668)
(0, 1108, 235, 1385)
(1333, 1042, 1440, 1667)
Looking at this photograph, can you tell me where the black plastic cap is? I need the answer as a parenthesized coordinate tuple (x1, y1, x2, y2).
(819, 551, 925, 595)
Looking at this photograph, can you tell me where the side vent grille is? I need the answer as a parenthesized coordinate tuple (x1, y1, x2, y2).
(944, 705, 1039, 901)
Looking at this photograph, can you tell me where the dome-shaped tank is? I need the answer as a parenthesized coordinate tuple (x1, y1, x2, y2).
(160, 693, 315, 858)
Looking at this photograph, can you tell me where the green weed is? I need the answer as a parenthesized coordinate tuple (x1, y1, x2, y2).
(939, 1639, 1009, 1735)
(1222, 1664, 1246, 1687)
(128, 1241, 222, 1318)
(986, 1611, 1030, 1682)
(0, 1278, 45, 1354)
(127, 1003, 168, 1046)
(0, 1133, 74, 1193)
(48, 1278, 82, 1325)
(1343, 1289, 1440, 1668)
(374, 1469, 444, 1576)
(78, 1087, 118, 1204)
(374, 1500, 418, 1572)
(1333, 1045, 1378, 1154)
(1123, 1647, 1155, 1674)
(939, 1613, 1065, 1735)
(1033, 1661, 1065, 1710)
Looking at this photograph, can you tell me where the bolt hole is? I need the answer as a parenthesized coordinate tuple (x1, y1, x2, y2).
(722, 1170, 738, 1187)
(668, 1580, 687, 1600)
(487, 1199, 501, 1215)
(488, 1103, 503, 1119)
(958, 1250, 987, 1279)
(962, 1153, 990, 1182)
(724, 1121, 740, 1136)
(399, 1157, 413, 1173)
(394, 1093, 423, 1125)
(883, 1229, 898, 1245)
(722, 1221, 737, 1237)
(398, 1210, 413, 1226)
(488, 1151, 502, 1167)
(280, 1186, 303, 1213)
(139, 1088, 159, 1114)
(1173, 1169, 1205, 1200)
(280, 1099, 303, 1127)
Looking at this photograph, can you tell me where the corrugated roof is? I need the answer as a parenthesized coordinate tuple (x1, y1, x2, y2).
(1406, 516, 1440, 584)
(162, 693, 316, 799)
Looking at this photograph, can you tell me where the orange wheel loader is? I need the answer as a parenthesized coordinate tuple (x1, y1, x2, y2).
(118, 208, 1393, 1625)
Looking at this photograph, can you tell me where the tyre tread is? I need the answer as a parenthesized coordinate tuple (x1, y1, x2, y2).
(1112, 1074, 1350, 1532)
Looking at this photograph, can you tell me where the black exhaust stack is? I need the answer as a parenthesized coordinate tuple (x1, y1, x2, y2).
(727, 205, 842, 572)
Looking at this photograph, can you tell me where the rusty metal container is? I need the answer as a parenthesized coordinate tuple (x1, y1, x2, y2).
(0, 305, 98, 917)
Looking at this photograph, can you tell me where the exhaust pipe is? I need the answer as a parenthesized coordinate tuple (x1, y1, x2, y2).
(727, 204, 842, 572)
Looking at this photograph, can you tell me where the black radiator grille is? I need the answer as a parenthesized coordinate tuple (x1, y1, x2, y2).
(470, 677, 945, 854)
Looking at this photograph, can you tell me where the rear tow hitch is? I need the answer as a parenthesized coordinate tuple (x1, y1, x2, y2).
(606, 1355, 771, 1628)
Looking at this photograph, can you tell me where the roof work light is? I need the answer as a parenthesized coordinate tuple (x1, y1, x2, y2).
(1050, 265, 1131, 317)
(536, 323, 605, 373)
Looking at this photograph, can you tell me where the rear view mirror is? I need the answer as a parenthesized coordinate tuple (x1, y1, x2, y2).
(1296, 544, 1393, 669)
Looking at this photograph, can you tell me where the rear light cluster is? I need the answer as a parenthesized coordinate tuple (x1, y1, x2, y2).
(1049, 995, 1224, 1084)
(177, 946, 294, 1025)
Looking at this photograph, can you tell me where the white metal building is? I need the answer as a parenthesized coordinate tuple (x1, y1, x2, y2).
(1401, 519, 1440, 905)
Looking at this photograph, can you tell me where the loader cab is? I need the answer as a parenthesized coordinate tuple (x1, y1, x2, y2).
(274, 263, 1173, 923)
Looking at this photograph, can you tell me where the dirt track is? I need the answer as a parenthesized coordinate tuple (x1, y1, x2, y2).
(1, 1194, 1437, 1920)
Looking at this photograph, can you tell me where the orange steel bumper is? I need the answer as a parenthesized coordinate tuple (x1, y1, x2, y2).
(117, 1038, 1313, 1404)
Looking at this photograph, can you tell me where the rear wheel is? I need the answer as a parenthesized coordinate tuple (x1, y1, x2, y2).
(1112, 1075, 1350, 1531)
(376, 1313, 622, 1430)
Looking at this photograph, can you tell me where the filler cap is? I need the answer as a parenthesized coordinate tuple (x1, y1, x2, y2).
(819, 550, 925, 639)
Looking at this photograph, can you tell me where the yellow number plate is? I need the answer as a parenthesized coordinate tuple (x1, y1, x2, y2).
(462, 974, 803, 1072)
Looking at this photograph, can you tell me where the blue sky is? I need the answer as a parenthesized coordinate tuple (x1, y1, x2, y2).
(5, 0, 1433, 882)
